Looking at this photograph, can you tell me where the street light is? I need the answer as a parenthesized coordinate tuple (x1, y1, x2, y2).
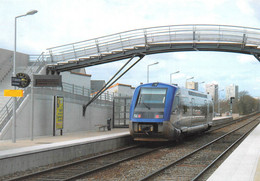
(13, 10, 38, 143)
(170, 71, 180, 84)
(147, 62, 159, 83)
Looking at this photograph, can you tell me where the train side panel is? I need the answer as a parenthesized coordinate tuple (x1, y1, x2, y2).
(129, 83, 213, 141)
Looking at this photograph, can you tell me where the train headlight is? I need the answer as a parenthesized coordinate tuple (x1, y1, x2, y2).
(134, 114, 141, 118)
(155, 114, 163, 119)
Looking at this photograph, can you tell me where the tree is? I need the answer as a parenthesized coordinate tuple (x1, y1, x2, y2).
(237, 91, 259, 115)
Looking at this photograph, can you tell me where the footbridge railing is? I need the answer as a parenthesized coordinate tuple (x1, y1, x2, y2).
(46, 24, 260, 73)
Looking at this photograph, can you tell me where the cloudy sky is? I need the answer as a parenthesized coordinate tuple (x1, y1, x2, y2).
(0, 0, 260, 98)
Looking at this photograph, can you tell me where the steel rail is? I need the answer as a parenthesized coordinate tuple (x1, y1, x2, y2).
(139, 116, 260, 181)
(6, 145, 139, 181)
(7, 143, 166, 181)
(64, 144, 168, 181)
(192, 119, 260, 181)
(208, 112, 259, 133)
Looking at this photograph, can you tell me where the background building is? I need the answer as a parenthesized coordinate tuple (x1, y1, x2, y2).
(226, 84, 239, 101)
(91, 80, 106, 93)
(206, 83, 218, 103)
(106, 83, 135, 97)
(186, 81, 198, 91)
(61, 69, 91, 90)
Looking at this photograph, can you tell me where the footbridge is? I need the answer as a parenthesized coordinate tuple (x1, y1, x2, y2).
(46, 24, 260, 74)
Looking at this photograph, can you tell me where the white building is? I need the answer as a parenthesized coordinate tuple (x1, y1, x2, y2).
(226, 84, 239, 100)
(61, 69, 91, 90)
(186, 81, 198, 91)
(106, 83, 135, 97)
(206, 83, 218, 103)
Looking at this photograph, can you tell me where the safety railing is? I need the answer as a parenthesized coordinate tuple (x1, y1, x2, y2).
(0, 88, 30, 132)
(0, 53, 47, 133)
(46, 24, 260, 62)
(53, 82, 125, 103)
(0, 79, 130, 132)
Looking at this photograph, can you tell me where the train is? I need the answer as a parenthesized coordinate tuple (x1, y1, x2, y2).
(129, 82, 214, 141)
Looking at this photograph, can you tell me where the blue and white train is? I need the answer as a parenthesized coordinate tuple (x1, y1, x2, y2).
(129, 82, 214, 141)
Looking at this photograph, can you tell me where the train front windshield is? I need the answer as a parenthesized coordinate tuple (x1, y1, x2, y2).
(133, 88, 167, 119)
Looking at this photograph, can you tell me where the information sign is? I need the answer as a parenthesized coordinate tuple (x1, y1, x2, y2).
(4, 90, 23, 97)
(56, 96, 64, 130)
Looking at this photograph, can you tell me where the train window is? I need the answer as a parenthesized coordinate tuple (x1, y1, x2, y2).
(172, 96, 179, 111)
(135, 88, 167, 109)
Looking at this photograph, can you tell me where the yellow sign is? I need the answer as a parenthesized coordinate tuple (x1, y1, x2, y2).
(4, 90, 23, 97)
(56, 96, 64, 130)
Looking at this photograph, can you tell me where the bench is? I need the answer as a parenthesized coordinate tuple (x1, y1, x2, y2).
(95, 124, 107, 131)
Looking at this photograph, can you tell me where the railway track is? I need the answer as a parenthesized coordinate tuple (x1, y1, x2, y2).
(139, 116, 260, 181)
(4, 114, 259, 181)
(78, 114, 260, 180)
(6, 143, 167, 181)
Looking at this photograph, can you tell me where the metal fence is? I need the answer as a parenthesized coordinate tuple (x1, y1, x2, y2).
(0, 79, 127, 132)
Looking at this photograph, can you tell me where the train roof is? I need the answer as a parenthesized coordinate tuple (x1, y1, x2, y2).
(137, 82, 212, 100)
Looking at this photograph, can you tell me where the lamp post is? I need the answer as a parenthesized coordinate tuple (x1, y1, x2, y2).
(13, 10, 38, 143)
(147, 62, 159, 83)
(170, 71, 180, 84)
(185, 76, 194, 88)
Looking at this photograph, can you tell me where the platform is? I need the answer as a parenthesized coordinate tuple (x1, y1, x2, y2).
(0, 128, 131, 178)
(0, 128, 129, 151)
(208, 120, 260, 181)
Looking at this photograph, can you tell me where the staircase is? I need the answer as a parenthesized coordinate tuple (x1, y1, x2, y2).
(0, 53, 47, 132)
(0, 71, 13, 111)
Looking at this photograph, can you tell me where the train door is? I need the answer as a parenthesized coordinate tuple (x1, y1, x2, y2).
(170, 94, 180, 124)
(180, 97, 191, 128)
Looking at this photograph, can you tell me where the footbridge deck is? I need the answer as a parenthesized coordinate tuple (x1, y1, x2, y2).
(46, 24, 260, 73)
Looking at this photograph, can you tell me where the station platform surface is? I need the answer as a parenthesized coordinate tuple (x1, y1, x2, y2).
(0, 128, 130, 154)
(208, 120, 260, 181)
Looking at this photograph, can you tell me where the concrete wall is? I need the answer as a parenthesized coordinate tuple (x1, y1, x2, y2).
(1, 88, 113, 140)
(0, 134, 132, 177)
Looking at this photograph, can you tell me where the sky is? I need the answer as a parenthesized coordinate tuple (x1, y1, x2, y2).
(0, 0, 260, 98)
